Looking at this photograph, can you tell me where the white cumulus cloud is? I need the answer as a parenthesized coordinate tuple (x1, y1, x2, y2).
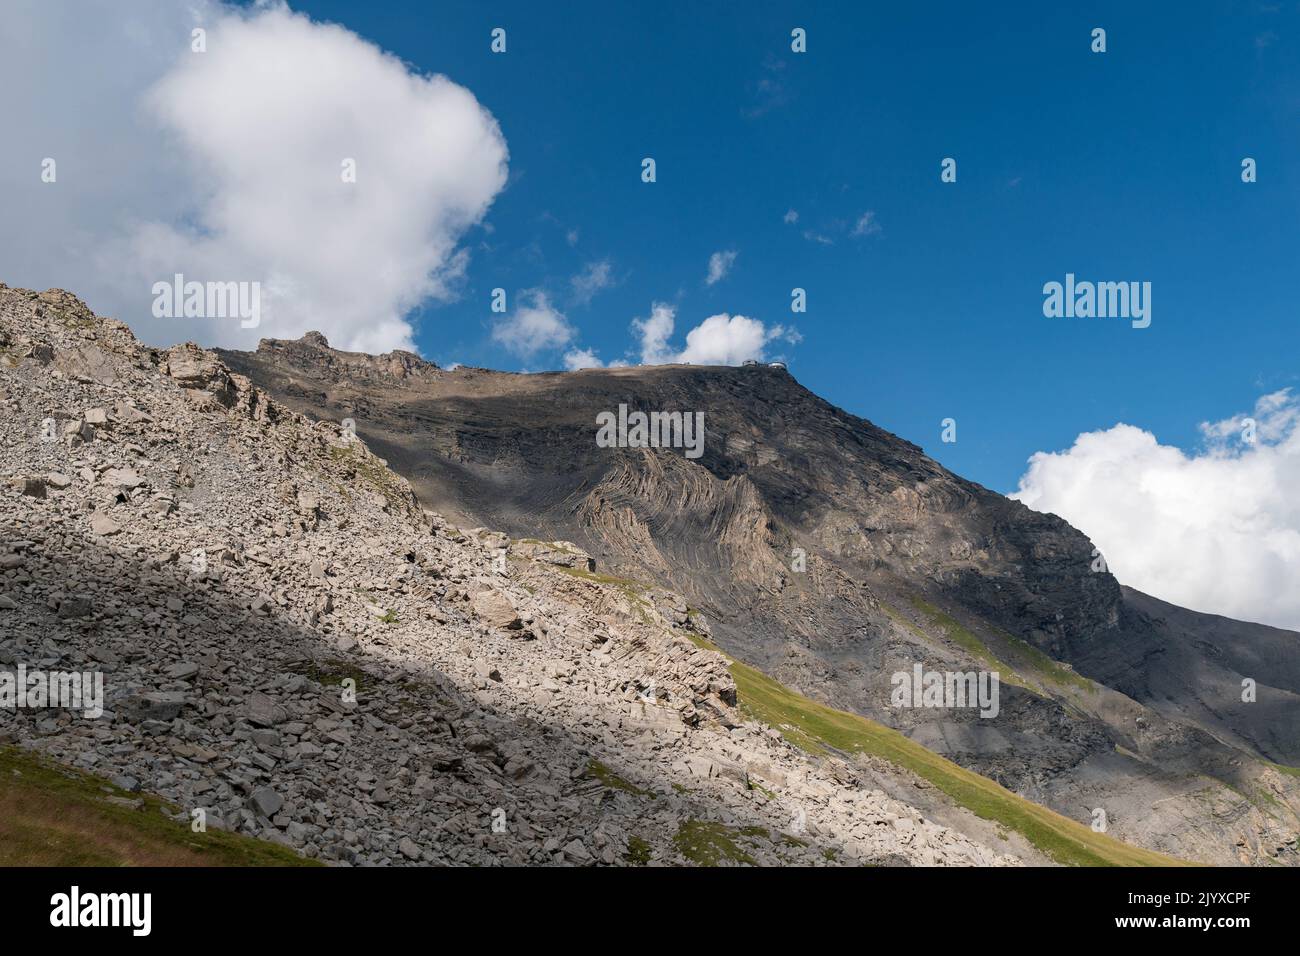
(0, 0, 507, 354)
(1010, 389, 1300, 630)
(492, 290, 574, 357)
(633, 302, 679, 364)
(563, 348, 603, 370)
(705, 250, 738, 286)
(633, 303, 797, 366)
(562, 347, 627, 370)
(677, 314, 779, 365)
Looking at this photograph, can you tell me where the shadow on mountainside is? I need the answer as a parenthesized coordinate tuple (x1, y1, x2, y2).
(0, 520, 887, 867)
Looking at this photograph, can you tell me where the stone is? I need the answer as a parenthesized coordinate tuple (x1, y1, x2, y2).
(165, 661, 199, 680)
(562, 839, 592, 862)
(247, 692, 287, 727)
(104, 796, 145, 811)
(473, 660, 502, 682)
(89, 513, 120, 536)
(124, 692, 186, 722)
(250, 787, 284, 818)
(56, 344, 115, 385)
(470, 588, 521, 630)
(165, 344, 236, 406)
(102, 467, 145, 490)
(249, 728, 282, 749)
(56, 595, 93, 619)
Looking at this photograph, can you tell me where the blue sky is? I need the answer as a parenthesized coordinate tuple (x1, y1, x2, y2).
(3, 0, 1297, 624)
(285, 0, 1300, 494)
(4, 0, 1296, 503)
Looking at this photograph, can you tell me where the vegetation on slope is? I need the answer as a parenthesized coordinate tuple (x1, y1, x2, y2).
(894, 595, 1096, 696)
(0, 746, 317, 867)
(881, 599, 1025, 690)
(585, 759, 656, 798)
(682, 635, 1186, 867)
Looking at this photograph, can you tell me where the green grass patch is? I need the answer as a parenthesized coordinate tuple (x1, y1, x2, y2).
(900, 597, 1026, 688)
(672, 820, 767, 866)
(895, 597, 1096, 696)
(585, 759, 656, 798)
(748, 780, 777, 800)
(624, 835, 652, 865)
(993, 626, 1096, 694)
(0, 746, 317, 867)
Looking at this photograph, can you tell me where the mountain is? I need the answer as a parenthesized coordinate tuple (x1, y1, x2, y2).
(10, 282, 1198, 867)
(214, 329, 1300, 865)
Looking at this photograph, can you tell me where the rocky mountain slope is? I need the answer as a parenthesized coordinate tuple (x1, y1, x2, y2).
(0, 283, 1109, 867)
(214, 330, 1300, 866)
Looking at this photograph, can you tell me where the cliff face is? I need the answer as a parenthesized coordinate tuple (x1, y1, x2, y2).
(218, 332, 1300, 865)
